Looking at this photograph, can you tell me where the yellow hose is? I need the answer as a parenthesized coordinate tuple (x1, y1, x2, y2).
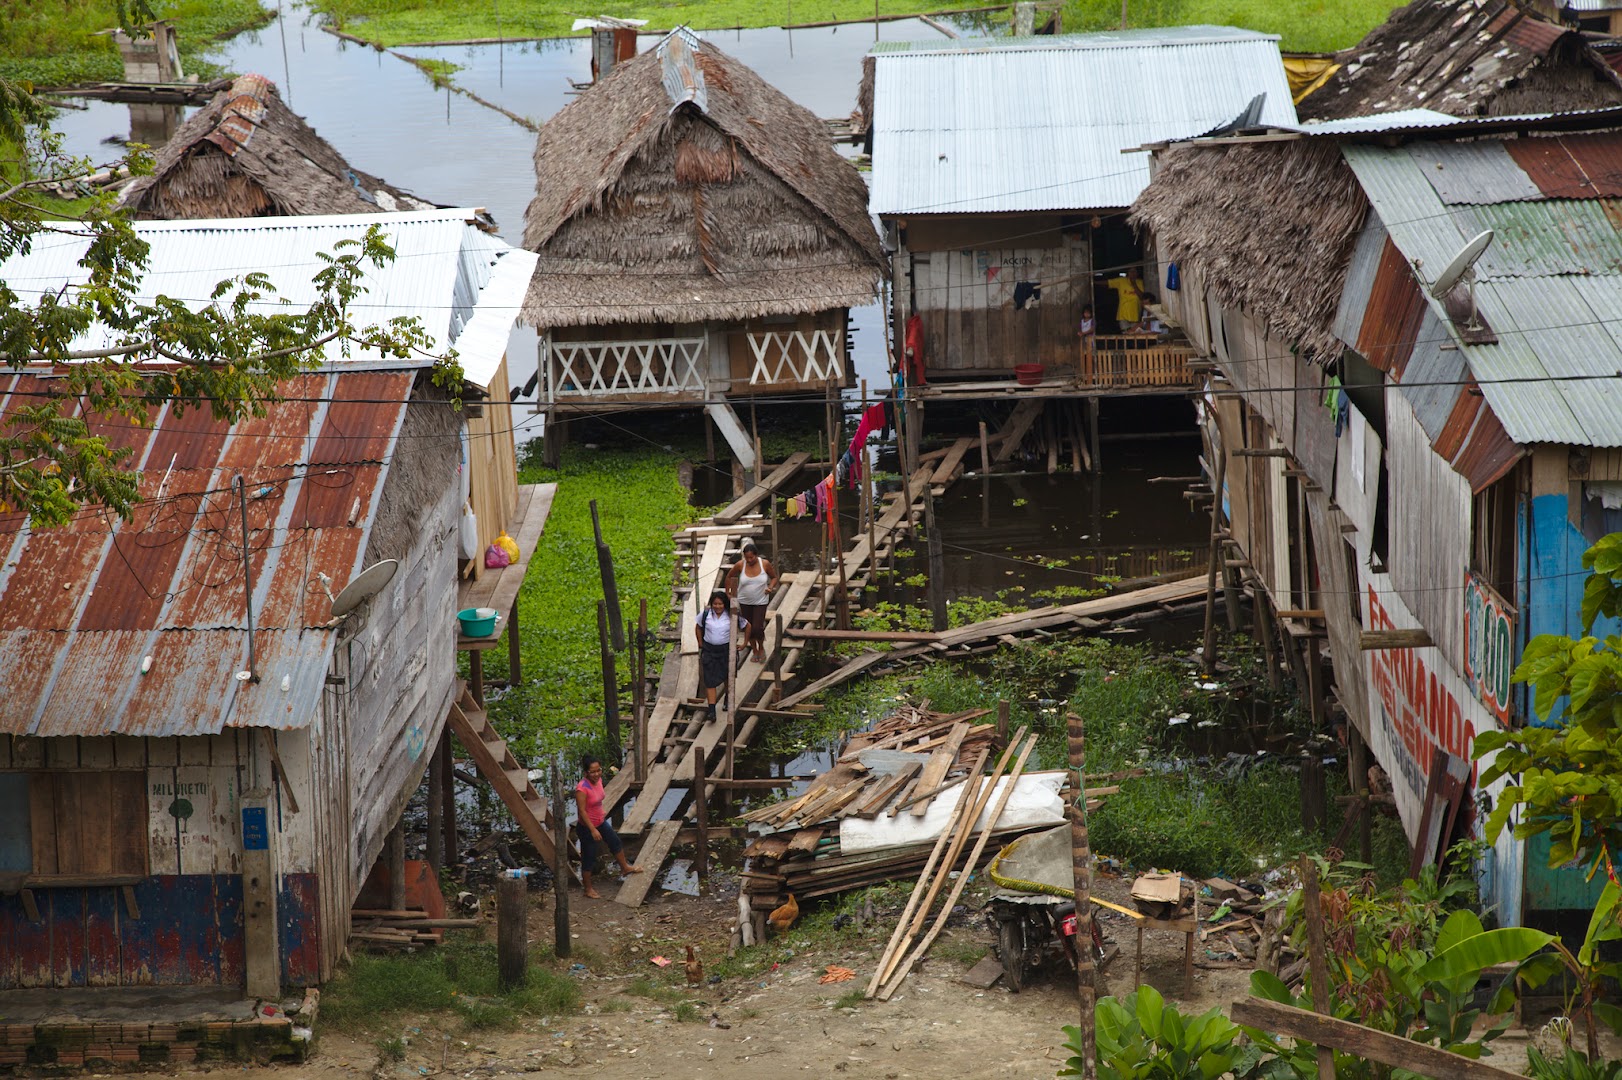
(987, 835, 1075, 900)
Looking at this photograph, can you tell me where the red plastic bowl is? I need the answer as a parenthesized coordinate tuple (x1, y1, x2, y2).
(1014, 363, 1044, 386)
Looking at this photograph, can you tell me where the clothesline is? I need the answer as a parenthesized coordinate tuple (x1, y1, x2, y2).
(783, 399, 895, 536)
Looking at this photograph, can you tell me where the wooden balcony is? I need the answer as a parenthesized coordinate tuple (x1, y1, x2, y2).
(1081, 335, 1198, 389)
(543, 337, 707, 404)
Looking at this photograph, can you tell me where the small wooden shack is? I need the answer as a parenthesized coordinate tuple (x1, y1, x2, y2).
(521, 28, 884, 457)
(864, 28, 1296, 385)
(119, 74, 437, 220)
(0, 210, 537, 1002)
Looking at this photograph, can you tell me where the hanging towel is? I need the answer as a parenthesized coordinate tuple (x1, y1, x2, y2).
(848, 402, 887, 460)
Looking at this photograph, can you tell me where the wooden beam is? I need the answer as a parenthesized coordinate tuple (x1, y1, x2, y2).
(1276, 609, 1325, 620)
(1359, 628, 1433, 651)
(785, 628, 941, 642)
(1226, 999, 1524, 1080)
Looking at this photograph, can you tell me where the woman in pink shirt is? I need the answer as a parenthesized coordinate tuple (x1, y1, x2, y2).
(574, 756, 641, 899)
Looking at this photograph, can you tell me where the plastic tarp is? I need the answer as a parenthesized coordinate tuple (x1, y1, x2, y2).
(838, 772, 1066, 855)
(988, 824, 1074, 900)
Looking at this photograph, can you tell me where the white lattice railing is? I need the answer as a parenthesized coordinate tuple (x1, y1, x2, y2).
(544, 337, 707, 402)
(746, 329, 844, 385)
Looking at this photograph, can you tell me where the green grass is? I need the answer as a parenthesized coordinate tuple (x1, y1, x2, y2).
(319, 937, 582, 1034)
(833, 989, 866, 1009)
(1, 0, 274, 87)
(310, 0, 1391, 53)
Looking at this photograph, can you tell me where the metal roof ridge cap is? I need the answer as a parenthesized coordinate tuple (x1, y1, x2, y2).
(129, 207, 494, 233)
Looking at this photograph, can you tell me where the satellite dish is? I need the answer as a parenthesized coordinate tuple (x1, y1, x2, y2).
(331, 559, 398, 619)
(1430, 230, 1494, 299)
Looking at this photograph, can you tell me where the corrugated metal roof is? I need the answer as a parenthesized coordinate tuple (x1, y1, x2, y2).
(869, 27, 1296, 215)
(1568, 0, 1622, 11)
(1505, 132, 1622, 198)
(0, 370, 414, 736)
(871, 25, 1280, 53)
(1293, 109, 1460, 134)
(1343, 141, 1622, 446)
(0, 208, 529, 390)
(1468, 199, 1622, 277)
(1408, 140, 1545, 205)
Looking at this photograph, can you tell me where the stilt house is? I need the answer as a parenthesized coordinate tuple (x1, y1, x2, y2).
(863, 28, 1295, 388)
(0, 210, 538, 997)
(1133, 106, 1622, 927)
(521, 28, 884, 463)
(119, 74, 438, 220)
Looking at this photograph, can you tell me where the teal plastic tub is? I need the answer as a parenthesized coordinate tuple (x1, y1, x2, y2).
(457, 607, 498, 638)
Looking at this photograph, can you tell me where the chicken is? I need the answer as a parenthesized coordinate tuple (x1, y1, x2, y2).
(685, 944, 703, 986)
(767, 892, 799, 935)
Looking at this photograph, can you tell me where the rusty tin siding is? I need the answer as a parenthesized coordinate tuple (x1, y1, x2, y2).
(0, 370, 412, 737)
(1505, 133, 1622, 199)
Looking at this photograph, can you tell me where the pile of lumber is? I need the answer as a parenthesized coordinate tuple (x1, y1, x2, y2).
(349, 908, 477, 950)
(738, 705, 1003, 911)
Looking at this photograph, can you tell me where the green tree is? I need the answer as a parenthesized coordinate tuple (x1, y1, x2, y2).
(0, 71, 459, 527)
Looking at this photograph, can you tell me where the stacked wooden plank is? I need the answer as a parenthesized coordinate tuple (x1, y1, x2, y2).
(738, 705, 1004, 910)
(348, 908, 477, 949)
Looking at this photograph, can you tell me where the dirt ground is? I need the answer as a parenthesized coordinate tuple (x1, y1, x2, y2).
(225, 872, 1263, 1080)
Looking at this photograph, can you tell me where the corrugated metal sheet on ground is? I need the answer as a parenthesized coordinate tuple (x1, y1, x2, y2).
(0, 209, 527, 389)
(0, 370, 413, 737)
(1408, 141, 1543, 205)
(869, 28, 1296, 215)
(1506, 132, 1622, 199)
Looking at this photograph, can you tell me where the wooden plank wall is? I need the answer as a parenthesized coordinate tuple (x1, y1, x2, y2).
(344, 417, 459, 892)
(725, 309, 845, 393)
(1308, 490, 1371, 744)
(466, 355, 520, 574)
(899, 225, 1090, 373)
(1388, 391, 1470, 672)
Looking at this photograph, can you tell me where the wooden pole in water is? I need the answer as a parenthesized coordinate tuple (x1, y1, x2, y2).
(694, 753, 710, 892)
(831, 425, 851, 631)
(978, 420, 990, 475)
(925, 487, 947, 632)
(773, 612, 785, 705)
(549, 756, 570, 958)
(598, 599, 622, 762)
(1068, 712, 1096, 1080)
(863, 378, 877, 581)
(591, 500, 625, 652)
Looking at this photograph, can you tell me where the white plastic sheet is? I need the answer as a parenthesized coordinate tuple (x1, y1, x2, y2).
(838, 772, 1066, 855)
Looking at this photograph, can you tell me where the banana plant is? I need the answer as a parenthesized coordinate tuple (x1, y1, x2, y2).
(1063, 985, 1258, 1080)
(1497, 879, 1622, 1060)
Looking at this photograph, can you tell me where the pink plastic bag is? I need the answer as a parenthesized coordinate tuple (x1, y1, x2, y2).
(484, 542, 511, 569)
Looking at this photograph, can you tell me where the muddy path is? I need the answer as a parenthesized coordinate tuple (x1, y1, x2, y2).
(230, 871, 1254, 1080)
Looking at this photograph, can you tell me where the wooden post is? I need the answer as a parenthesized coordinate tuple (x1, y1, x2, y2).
(725, 629, 737, 780)
(925, 488, 947, 632)
(1349, 724, 1371, 862)
(242, 731, 281, 1000)
(507, 596, 523, 684)
(1300, 855, 1336, 1080)
(1068, 712, 1096, 1080)
(831, 426, 851, 631)
(635, 599, 649, 784)
(978, 420, 990, 475)
(497, 871, 528, 989)
(1087, 398, 1100, 472)
(751, 398, 761, 488)
(439, 728, 458, 865)
(427, 734, 446, 873)
(598, 599, 621, 762)
(550, 757, 570, 958)
(997, 699, 1009, 742)
(705, 408, 716, 462)
(1202, 440, 1227, 677)
(387, 822, 406, 912)
(770, 493, 780, 558)
(694, 753, 709, 892)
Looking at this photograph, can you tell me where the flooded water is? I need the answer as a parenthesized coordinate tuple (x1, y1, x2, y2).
(46, 10, 952, 424)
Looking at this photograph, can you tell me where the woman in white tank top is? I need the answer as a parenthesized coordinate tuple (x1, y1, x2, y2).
(727, 542, 778, 662)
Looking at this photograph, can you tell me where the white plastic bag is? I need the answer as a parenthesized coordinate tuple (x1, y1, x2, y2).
(459, 504, 478, 560)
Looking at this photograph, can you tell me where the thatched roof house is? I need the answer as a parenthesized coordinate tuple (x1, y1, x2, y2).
(1298, 0, 1622, 121)
(120, 74, 436, 219)
(520, 29, 883, 330)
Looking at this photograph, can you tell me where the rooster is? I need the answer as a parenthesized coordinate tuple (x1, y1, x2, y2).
(685, 945, 703, 986)
(767, 892, 799, 935)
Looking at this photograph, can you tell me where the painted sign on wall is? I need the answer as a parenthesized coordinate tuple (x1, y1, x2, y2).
(1463, 573, 1516, 723)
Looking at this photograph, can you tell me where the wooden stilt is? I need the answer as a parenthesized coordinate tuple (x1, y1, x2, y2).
(1202, 443, 1227, 677)
(427, 734, 445, 873)
(1068, 711, 1096, 1080)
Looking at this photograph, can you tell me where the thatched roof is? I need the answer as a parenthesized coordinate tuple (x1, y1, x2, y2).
(120, 74, 437, 220)
(1299, 0, 1622, 122)
(1130, 140, 1367, 364)
(520, 30, 884, 329)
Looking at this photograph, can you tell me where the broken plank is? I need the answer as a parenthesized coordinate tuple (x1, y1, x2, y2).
(911, 723, 970, 818)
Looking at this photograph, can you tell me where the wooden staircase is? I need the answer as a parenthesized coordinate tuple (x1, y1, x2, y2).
(447, 688, 577, 882)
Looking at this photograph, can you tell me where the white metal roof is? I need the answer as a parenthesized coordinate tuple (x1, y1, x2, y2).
(1, 208, 534, 390)
(869, 26, 1297, 216)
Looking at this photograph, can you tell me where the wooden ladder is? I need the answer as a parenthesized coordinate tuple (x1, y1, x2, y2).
(446, 689, 577, 882)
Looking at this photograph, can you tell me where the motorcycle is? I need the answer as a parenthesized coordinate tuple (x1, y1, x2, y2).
(985, 824, 1106, 992)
